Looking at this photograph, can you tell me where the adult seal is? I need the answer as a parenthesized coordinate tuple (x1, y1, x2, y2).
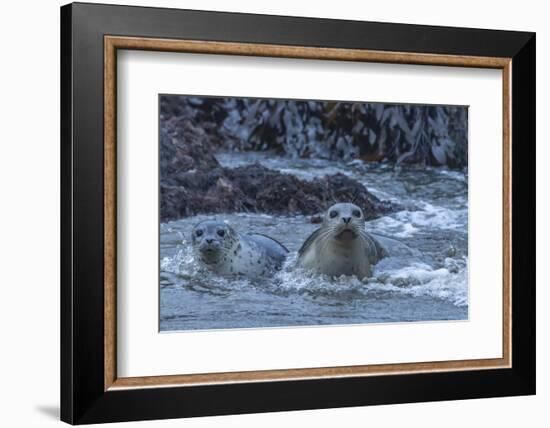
(191, 220, 289, 277)
(297, 203, 387, 279)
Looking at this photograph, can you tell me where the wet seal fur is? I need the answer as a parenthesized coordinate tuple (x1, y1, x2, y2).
(191, 220, 288, 277)
(297, 203, 387, 279)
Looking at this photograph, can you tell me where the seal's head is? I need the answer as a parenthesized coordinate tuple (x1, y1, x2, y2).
(191, 220, 238, 265)
(323, 203, 365, 242)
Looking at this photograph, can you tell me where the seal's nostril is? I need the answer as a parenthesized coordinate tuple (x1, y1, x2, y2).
(342, 217, 351, 224)
(206, 238, 214, 244)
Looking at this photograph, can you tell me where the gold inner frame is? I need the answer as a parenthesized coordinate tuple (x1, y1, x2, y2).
(104, 35, 512, 391)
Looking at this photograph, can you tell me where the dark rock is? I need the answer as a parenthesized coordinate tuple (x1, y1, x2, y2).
(224, 163, 387, 217)
(160, 95, 468, 169)
(310, 215, 323, 224)
(160, 119, 398, 222)
(160, 118, 220, 183)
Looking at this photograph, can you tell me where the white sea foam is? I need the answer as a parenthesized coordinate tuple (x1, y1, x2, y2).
(371, 259, 468, 307)
(370, 202, 466, 240)
(396, 202, 465, 230)
(370, 216, 419, 238)
(161, 242, 468, 308)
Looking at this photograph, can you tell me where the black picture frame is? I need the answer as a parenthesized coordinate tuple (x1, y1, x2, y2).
(61, 2, 535, 424)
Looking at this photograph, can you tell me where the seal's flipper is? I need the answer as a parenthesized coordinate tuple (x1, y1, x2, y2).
(248, 233, 289, 265)
(248, 233, 289, 253)
(359, 231, 388, 264)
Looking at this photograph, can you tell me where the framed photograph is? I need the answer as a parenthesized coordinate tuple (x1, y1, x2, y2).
(60, 2, 535, 424)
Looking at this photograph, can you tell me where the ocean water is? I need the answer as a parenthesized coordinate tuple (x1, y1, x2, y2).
(160, 153, 468, 331)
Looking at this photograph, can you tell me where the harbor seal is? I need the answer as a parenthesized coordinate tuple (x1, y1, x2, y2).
(191, 220, 289, 277)
(297, 203, 388, 279)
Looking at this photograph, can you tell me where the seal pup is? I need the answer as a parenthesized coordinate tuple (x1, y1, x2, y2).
(297, 203, 387, 279)
(191, 220, 288, 277)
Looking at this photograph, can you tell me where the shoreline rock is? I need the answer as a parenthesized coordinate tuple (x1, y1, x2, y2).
(160, 123, 398, 222)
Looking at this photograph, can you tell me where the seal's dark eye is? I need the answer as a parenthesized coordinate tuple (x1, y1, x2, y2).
(217, 229, 225, 237)
(195, 229, 203, 237)
(329, 211, 338, 219)
(352, 209, 362, 218)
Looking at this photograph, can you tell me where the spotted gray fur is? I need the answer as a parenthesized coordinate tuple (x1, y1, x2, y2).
(191, 220, 288, 278)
